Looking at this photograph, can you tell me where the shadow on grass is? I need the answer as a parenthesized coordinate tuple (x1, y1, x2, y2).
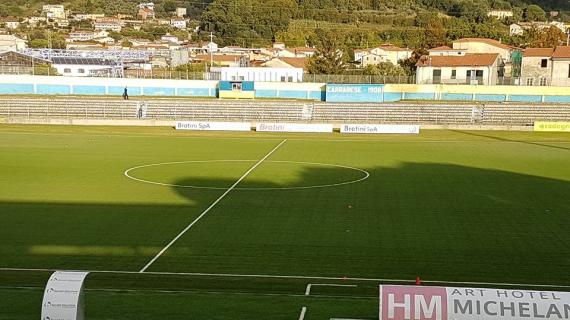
(1, 163, 569, 286)
(451, 130, 570, 152)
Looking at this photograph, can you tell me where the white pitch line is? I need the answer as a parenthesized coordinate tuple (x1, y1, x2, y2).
(2, 267, 570, 289)
(298, 307, 307, 320)
(305, 284, 358, 296)
(138, 139, 288, 273)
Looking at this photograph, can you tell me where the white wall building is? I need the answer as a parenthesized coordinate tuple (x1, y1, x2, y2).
(0, 34, 27, 51)
(42, 5, 66, 19)
(355, 44, 413, 67)
(487, 10, 513, 19)
(416, 53, 502, 85)
(176, 7, 187, 17)
(220, 67, 304, 82)
(94, 19, 122, 32)
(51, 57, 121, 77)
(170, 18, 187, 29)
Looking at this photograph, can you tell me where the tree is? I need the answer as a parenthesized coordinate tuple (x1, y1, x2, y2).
(525, 26, 567, 47)
(362, 62, 407, 76)
(307, 29, 347, 74)
(524, 5, 546, 22)
(163, 0, 177, 12)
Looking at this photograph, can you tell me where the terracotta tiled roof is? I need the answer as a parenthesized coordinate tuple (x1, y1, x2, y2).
(454, 38, 517, 50)
(195, 54, 245, 62)
(523, 48, 555, 57)
(416, 53, 499, 67)
(429, 46, 453, 51)
(552, 46, 570, 59)
(280, 57, 307, 68)
(378, 44, 410, 52)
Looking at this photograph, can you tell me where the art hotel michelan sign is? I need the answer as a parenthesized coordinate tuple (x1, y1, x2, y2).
(379, 285, 570, 320)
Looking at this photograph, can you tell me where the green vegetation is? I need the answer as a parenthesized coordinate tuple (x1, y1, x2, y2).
(0, 125, 569, 319)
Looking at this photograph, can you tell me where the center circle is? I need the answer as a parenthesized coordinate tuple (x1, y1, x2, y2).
(124, 160, 369, 190)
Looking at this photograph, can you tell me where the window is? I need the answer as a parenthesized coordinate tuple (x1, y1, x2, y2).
(451, 70, 456, 79)
(231, 82, 242, 91)
(288, 76, 293, 82)
(239, 76, 244, 81)
(280, 76, 286, 82)
(541, 59, 548, 68)
(78, 68, 85, 74)
(568, 64, 570, 78)
(526, 78, 534, 86)
(64, 68, 71, 73)
(539, 77, 547, 86)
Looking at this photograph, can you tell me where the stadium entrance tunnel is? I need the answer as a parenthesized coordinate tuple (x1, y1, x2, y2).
(1, 163, 570, 320)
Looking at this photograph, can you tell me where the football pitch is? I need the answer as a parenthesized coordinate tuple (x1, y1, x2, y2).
(0, 124, 569, 319)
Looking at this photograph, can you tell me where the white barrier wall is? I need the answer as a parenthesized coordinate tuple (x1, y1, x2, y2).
(0, 75, 218, 97)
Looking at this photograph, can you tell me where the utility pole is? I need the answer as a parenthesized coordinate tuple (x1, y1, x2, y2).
(209, 32, 215, 72)
(567, 29, 569, 46)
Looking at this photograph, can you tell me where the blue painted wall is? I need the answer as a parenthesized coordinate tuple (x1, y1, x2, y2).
(73, 85, 106, 95)
(36, 84, 70, 95)
(0, 84, 34, 94)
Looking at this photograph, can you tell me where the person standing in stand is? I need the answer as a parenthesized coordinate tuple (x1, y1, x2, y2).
(123, 87, 129, 100)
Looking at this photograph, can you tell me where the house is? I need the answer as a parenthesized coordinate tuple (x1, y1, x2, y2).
(170, 18, 187, 29)
(65, 42, 104, 50)
(72, 14, 105, 21)
(220, 67, 304, 82)
(521, 48, 554, 86)
(68, 30, 108, 42)
(194, 54, 248, 67)
(551, 46, 570, 86)
(356, 44, 413, 67)
(428, 46, 467, 56)
(487, 10, 513, 19)
(161, 34, 180, 44)
(2, 18, 20, 30)
(415, 53, 502, 85)
(510, 21, 568, 36)
(55, 18, 70, 28)
(522, 46, 570, 86)
(452, 38, 517, 63)
(42, 5, 66, 19)
(94, 18, 122, 32)
(138, 5, 155, 20)
(261, 57, 308, 70)
(510, 24, 524, 36)
(51, 57, 120, 77)
(0, 34, 27, 51)
(176, 7, 187, 17)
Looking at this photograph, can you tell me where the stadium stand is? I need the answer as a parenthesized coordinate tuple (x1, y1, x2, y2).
(1, 98, 570, 126)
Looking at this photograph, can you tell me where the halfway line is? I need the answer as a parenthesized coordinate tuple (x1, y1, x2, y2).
(138, 139, 288, 273)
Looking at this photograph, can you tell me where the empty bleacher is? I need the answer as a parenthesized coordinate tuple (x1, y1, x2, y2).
(1, 98, 570, 126)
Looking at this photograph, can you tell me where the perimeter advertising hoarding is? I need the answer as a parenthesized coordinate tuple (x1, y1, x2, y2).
(256, 123, 333, 133)
(341, 124, 420, 134)
(379, 285, 570, 320)
(175, 121, 252, 132)
(534, 122, 570, 132)
(41, 271, 90, 320)
(326, 84, 384, 103)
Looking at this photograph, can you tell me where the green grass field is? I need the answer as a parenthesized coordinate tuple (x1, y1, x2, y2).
(1, 124, 569, 319)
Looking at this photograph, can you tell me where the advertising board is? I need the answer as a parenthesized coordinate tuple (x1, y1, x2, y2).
(380, 285, 570, 320)
(175, 121, 252, 132)
(256, 122, 333, 133)
(326, 84, 384, 102)
(341, 124, 420, 134)
(41, 271, 90, 320)
(534, 121, 570, 132)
